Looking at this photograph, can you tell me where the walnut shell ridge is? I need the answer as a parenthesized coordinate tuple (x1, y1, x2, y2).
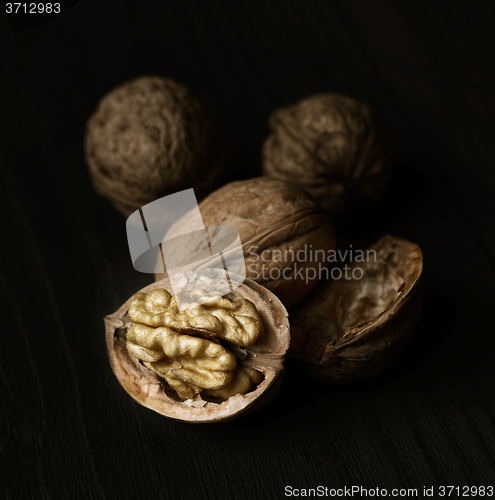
(289, 235, 423, 382)
(262, 93, 392, 222)
(154, 177, 336, 309)
(85, 75, 224, 216)
(105, 270, 290, 423)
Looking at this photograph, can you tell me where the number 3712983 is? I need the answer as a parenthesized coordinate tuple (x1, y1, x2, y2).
(6, 3, 61, 14)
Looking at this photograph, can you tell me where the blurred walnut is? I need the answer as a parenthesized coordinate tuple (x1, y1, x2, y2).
(155, 177, 335, 309)
(85, 75, 223, 216)
(262, 93, 392, 222)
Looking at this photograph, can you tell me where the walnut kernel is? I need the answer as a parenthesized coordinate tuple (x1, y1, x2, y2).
(105, 270, 290, 422)
(127, 323, 236, 399)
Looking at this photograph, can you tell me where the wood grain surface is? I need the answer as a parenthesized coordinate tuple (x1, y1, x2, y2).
(1, 1, 495, 499)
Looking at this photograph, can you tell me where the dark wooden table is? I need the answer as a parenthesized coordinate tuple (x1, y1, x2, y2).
(2, 1, 495, 498)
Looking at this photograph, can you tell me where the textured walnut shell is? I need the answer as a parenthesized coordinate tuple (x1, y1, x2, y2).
(155, 177, 335, 309)
(262, 93, 392, 221)
(105, 270, 290, 423)
(289, 235, 423, 382)
(85, 75, 223, 217)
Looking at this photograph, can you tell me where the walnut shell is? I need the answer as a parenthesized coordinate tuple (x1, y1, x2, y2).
(105, 270, 290, 423)
(154, 177, 335, 309)
(289, 235, 423, 382)
(85, 75, 223, 217)
(262, 93, 392, 221)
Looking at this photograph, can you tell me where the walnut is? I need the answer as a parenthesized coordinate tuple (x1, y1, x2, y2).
(127, 323, 236, 399)
(105, 269, 290, 422)
(84, 75, 223, 217)
(129, 288, 263, 347)
(262, 93, 392, 222)
(186, 289, 264, 346)
(202, 366, 263, 400)
(155, 177, 335, 309)
(289, 235, 423, 382)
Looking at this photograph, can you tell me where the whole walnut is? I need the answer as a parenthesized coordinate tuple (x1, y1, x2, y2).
(85, 76, 223, 217)
(262, 93, 392, 221)
(154, 177, 335, 309)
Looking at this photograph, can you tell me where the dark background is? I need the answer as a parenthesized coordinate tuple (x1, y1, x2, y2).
(2, 1, 495, 498)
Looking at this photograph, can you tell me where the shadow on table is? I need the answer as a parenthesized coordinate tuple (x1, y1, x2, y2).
(231, 290, 456, 429)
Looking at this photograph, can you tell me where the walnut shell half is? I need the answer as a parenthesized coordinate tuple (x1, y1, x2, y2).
(105, 270, 290, 423)
(289, 235, 423, 383)
(154, 177, 335, 309)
